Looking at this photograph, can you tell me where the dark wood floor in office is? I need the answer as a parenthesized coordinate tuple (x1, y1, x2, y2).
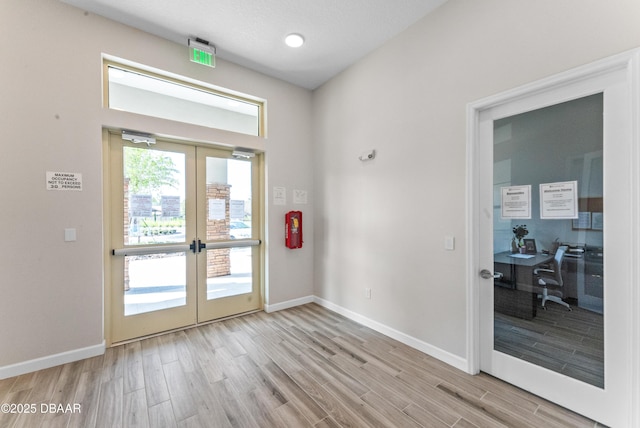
(0, 304, 604, 428)
(495, 303, 604, 388)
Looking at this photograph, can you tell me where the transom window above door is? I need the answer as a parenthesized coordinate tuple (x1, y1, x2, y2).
(104, 61, 265, 137)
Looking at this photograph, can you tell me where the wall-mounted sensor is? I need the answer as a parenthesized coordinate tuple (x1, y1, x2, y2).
(359, 149, 376, 161)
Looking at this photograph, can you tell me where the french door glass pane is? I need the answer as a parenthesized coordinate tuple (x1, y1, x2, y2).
(492, 93, 604, 388)
(204, 156, 253, 301)
(206, 247, 253, 300)
(123, 147, 186, 245)
(205, 157, 252, 241)
(124, 253, 186, 316)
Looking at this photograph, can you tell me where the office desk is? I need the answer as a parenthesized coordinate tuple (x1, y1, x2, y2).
(494, 252, 554, 288)
(493, 252, 554, 320)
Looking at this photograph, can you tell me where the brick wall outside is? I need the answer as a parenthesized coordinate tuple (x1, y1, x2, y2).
(207, 183, 231, 278)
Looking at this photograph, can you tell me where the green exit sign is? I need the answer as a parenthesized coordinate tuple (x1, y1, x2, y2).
(188, 38, 216, 68)
(190, 48, 215, 67)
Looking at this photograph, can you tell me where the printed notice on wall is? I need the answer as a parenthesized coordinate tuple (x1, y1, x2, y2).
(293, 189, 308, 204)
(46, 171, 82, 191)
(273, 186, 286, 205)
(208, 199, 226, 220)
(540, 181, 578, 219)
(501, 185, 531, 219)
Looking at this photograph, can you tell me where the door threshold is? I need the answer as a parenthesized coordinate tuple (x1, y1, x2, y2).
(109, 308, 263, 347)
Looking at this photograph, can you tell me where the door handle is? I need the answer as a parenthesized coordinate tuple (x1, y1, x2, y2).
(480, 269, 502, 279)
(480, 269, 492, 279)
(190, 239, 206, 253)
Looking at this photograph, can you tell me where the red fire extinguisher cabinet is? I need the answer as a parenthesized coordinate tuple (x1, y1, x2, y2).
(285, 211, 303, 248)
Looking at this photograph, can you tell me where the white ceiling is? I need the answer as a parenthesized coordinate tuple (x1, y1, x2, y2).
(60, 0, 448, 89)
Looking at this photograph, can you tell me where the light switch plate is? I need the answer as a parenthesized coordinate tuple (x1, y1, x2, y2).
(444, 236, 455, 250)
(64, 228, 77, 242)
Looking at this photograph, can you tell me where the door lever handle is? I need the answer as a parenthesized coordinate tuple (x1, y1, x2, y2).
(190, 239, 206, 253)
(480, 269, 502, 279)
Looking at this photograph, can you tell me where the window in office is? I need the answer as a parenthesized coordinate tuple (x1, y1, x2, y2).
(105, 62, 263, 136)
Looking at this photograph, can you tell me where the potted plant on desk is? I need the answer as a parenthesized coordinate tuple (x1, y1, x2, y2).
(512, 224, 528, 253)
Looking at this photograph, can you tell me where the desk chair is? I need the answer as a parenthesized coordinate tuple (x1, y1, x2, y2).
(533, 245, 571, 310)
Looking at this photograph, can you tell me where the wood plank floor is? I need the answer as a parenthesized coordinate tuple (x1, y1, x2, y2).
(495, 303, 604, 388)
(0, 304, 605, 427)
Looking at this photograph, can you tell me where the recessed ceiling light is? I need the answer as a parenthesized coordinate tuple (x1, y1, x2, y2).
(285, 33, 305, 48)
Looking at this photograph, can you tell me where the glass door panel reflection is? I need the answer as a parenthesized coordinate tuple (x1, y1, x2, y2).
(206, 247, 252, 300)
(124, 147, 186, 245)
(123, 147, 188, 316)
(125, 253, 186, 316)
(198, 150, 260, 322)
(493, 93, 604, 388)
(204, 156, 253, 301)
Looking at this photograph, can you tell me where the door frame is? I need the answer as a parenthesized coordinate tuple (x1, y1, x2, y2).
(466, 49, 640, 425)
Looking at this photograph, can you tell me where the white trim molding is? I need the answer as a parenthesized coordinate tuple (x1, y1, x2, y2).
(264, 295, 315, 313)
(0, 342, 106, 380)
(313, 297, 468, 373)
(264, 295, 468, 372)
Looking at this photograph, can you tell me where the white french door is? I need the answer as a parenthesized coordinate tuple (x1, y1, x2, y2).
(107, 131, 261, 344)
(470, 52, 639, 426)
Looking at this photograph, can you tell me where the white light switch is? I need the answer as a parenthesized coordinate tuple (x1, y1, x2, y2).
(444, 236, 455, 250)
(64, 228, 77, 242)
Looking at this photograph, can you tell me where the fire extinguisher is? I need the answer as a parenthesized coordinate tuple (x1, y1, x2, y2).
(285, 211, 303, 248)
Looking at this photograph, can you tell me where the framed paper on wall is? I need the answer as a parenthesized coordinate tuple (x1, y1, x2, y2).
(572, 212, 592, 230)
(591, 212, 603, 230)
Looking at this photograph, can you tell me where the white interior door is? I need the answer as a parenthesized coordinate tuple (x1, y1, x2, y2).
(471, 53, 637, 426)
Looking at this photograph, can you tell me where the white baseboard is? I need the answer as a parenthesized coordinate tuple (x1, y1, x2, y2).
(264, 294, 469, 373)
(264, 295, 315, 313)
(0, 342, 106, 380)
(312, 296, 469, 373)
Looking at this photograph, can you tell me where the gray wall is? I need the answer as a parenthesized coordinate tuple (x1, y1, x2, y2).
(0, 0, 314, 370)
(312, 0, 640, 359)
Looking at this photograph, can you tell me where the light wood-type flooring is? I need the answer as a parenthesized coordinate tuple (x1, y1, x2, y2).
(495, 303, 604, 388)
(0, 304, 605, 427)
